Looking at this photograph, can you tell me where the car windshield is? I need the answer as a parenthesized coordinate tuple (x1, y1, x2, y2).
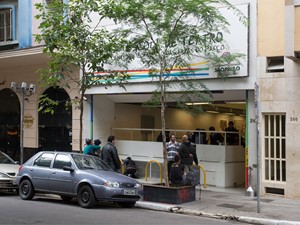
(72, 154, 114, 171)
(0, 152, 15, 164)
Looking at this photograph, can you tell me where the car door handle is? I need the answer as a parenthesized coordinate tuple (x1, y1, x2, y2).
(52, 171, 56, 174)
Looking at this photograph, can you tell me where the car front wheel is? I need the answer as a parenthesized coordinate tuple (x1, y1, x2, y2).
(19, 179, 35, 200)
(117, 201, 136, 208)
(77, 185, 96, 208)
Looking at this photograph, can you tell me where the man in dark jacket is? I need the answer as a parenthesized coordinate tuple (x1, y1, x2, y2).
(101, 136, 121, 172)
(179, 134, 198, 173)
(225, 121, 239, 145)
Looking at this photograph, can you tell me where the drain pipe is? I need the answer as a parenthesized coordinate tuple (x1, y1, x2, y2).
(255, 82, 261, 213)
(90, 95, 93, 140)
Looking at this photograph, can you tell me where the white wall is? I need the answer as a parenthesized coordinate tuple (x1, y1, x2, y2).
(246, 91, 258, 188)
(87, 95, 115, 145)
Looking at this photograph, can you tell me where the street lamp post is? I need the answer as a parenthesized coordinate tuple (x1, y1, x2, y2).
(11, 82, 35, 164)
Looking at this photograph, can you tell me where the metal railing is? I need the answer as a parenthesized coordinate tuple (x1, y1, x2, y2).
(144, 160, 163, 184)
(196, 164, 207, 188)
(112, 128, 243, 146)
(143, 159, 207, 187)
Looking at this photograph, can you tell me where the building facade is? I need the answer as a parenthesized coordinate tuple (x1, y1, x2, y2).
(257, 0, 300, 198)
(0, 0, 80, 162)
(84, 0, 258, 191)
(1, 0, 300, 198)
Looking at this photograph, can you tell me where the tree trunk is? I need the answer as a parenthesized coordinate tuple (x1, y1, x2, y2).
(160, 73, 169, 187)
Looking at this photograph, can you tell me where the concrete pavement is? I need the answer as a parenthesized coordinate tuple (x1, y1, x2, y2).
(136, 181, 300, 225)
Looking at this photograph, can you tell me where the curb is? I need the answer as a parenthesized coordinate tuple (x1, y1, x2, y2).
(135, 201, 300, 225)
(135, 201, 179, 212)
(238, 216, 300, 225)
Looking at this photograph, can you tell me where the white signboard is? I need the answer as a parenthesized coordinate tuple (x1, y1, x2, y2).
(93, 4, 249, 82)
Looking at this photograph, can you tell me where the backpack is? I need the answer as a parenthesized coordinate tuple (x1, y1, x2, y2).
(185, 169, 200, 186)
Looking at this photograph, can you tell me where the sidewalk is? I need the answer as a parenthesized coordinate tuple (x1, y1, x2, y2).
(136, 179, 300, 225)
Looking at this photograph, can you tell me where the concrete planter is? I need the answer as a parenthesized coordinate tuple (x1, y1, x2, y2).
(143, 184, 195, 204)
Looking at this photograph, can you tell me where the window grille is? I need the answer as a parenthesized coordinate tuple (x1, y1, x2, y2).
(264, 114, 286, 182)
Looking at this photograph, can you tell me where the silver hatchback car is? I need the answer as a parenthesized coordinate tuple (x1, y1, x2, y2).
(0, 151, 19, 191)
(16, 151, 142, 208)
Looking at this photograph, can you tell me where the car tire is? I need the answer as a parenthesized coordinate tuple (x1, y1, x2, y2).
(117, 201, 136, 208)
(19, 179, 35, 200)
(60, 195, 73, 202)
(77, 185, 96, 208)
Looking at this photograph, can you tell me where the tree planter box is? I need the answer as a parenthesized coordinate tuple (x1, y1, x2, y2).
(143, 184, 195, 204)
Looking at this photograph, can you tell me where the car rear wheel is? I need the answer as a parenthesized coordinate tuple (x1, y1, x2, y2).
(19, 179, 35, 200)
(77, 185, 96, 208)
(60, 195, 73, 202)
(117, 201, 136, 208)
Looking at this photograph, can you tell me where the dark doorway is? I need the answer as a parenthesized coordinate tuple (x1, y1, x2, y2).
(39, 87, 72, 152)
(0, 88, 20, 159)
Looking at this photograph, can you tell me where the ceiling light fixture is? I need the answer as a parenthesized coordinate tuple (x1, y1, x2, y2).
(185, 102, 210, 106)
(206, 110, 219, 114)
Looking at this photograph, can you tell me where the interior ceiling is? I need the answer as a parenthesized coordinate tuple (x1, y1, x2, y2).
(105, 90, 246, 109)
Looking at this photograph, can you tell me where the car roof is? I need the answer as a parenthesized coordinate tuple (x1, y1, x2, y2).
(38, 151, 81, 155)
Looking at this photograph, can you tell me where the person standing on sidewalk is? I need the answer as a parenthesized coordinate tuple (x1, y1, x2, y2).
(179, 134, 198, 173)
(83, 138, 100, 156)
(101, 135, 121, 172)
(166, 134, 179, 179)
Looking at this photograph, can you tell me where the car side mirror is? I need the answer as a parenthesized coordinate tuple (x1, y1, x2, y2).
(15, 161, 19, 165)
(63, 166, 74, 172)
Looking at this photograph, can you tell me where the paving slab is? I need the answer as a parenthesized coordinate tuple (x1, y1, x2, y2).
(138, 179, 300, 225)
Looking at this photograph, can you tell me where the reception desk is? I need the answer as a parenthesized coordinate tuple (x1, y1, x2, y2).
(196, 144, 245, 187)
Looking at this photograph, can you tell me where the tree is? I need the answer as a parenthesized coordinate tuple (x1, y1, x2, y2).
(35, 0, 129, 152)
(109, 0, 247, 186)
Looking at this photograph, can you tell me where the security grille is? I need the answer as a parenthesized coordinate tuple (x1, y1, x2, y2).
(264, 114, 286, 182)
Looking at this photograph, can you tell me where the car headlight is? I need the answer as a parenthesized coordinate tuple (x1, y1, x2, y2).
(0, 172, 9, 178)
(134, 183, 142, 189)
(104, 181, 120, 188)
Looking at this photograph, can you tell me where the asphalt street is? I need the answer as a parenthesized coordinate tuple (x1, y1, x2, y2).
(0, 192, 248, 225)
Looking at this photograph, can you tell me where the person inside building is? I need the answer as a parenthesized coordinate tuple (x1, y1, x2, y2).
(207, 126, 224, 145)
(225, 121, 239, 145)
(101, 135, 121, 172)
(166, 133, 180, 179)
(83, 138, 100, 156)
(123, 157, 139, 178)
(156, 130, 170, 142)
(192, 128, 200, 144)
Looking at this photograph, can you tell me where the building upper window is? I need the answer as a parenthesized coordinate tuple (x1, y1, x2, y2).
(0, 8, 12, 42)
